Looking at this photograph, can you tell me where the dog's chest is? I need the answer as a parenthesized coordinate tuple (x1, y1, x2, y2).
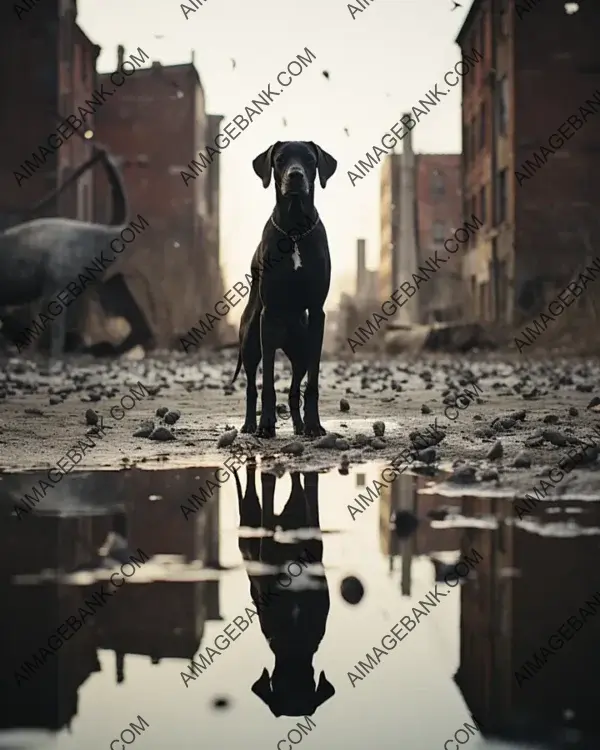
(291, 244, 302, 271)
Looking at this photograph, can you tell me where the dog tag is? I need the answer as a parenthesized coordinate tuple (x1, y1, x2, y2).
(291, 242, 302, 271)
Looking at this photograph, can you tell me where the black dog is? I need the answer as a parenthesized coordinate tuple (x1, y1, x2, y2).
(231, 141, 337, 438)
(233, 466, 335, 717)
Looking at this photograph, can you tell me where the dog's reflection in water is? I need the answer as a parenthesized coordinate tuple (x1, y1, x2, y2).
(233, 466, 335, 717)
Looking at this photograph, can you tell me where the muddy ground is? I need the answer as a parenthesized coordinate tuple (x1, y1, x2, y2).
(1, 350, 600, 499)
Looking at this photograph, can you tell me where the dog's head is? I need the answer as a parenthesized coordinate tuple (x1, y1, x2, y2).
(252, 141, 337, 195)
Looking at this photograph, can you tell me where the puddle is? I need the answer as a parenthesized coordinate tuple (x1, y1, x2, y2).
(0, 463, 599, 750)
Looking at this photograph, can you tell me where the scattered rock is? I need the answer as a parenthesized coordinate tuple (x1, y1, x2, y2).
(156, 406, 169, 418)
(149, 426, 176, 441)
(281, 441, 304, 456)
(514, 452, 531, 469)
(509, 409, 527, 421)
(339, 398, 350, 412)
(315, 434, 338, 449)
(416, 447, 436, 464)
(448, 466, 477, 484)
(335, 438, 350, 451)
(487, 441, 504, 461)
(542, 429, 568, 447)
(24, 408, 44, 416)
(340, 576, 365, 605)
(163, 410, 181, 425)
(85, 408, 98, 426)
(49, 396, 62, 405)
(372, 421, 385, 437)
(352, 433, 369, 447)
(569, 406, 579, 417)
(133, 420, 154, 438)
(481, 468, 499, 481)
(543, 414, 559, 424)
(371, 437, 386, 449)
(421, 404, 431, 414)
(217, 429, 238, 448)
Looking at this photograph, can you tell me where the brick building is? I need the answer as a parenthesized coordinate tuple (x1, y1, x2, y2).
(457, 0, 600, 326)
(0, 0, 99, 227)
(92, 51, 225, 350)
(380, 153, 462, 323)
(453, 494, 600, 743)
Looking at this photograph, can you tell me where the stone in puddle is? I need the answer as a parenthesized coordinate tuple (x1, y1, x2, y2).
(133, 420, 154, 438)
(340, 576, 365, 605)
(149, 426, 176, 441)
(448, 466, 477, 484)
(514, 451, 531, 468)
(281, 441, 304, 456)
(217, 429, 238, 448)
(392, 510, 419, 538)
(487, 441, 503, 460)
(373, 421, 385, 437)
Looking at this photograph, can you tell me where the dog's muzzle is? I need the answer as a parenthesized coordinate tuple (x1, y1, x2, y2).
(281, 167, 309, 196)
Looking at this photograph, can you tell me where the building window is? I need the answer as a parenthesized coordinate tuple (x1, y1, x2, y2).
(432, 221, 445, 242)
(497, 169, 507, 223)
(498, 76, 509, 136)
(480, 102, 486, 151)
(431, 169, 445, 197)
(479, 185, 487, 224)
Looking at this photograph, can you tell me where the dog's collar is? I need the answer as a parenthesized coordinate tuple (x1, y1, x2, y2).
(270, 214, 321, 242)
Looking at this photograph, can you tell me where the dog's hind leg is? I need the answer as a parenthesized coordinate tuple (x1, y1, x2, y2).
(241, 314, 261, 433)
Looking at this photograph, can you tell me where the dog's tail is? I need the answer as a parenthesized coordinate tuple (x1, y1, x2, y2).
(231, 349, 242, 384)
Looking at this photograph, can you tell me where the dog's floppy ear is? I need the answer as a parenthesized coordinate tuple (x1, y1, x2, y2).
(252, 142, 281, 188)
(309, 142, 337, 188)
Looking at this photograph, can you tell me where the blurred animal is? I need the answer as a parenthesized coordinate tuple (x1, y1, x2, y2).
(233, 467, 335, 717)
(231, 141, 337, 438)
(0, 142, 130, 356)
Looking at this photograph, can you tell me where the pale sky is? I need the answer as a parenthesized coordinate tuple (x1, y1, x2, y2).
(78, 0, 471, 315)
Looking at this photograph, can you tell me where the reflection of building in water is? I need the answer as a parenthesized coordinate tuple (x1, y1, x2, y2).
(454, 496, 600, 742)
(0, 467, 223, 731)
(379, 475, 463, 558)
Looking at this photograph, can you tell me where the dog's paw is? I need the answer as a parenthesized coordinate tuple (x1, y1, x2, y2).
(256, 421, 276, 439)
(240, 422, 257, 434)
(304, 422, 326, 437)
(293, 421, 305, 436)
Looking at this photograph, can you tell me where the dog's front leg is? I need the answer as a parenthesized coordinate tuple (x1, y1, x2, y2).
(256, 308, 282, 438)
(303, 308, 326, 437)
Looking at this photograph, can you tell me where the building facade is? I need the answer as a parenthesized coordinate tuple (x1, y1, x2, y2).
(380, 152, 462, 323)
(92, 51, 224, 349)
(457, 0, 600, 326)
